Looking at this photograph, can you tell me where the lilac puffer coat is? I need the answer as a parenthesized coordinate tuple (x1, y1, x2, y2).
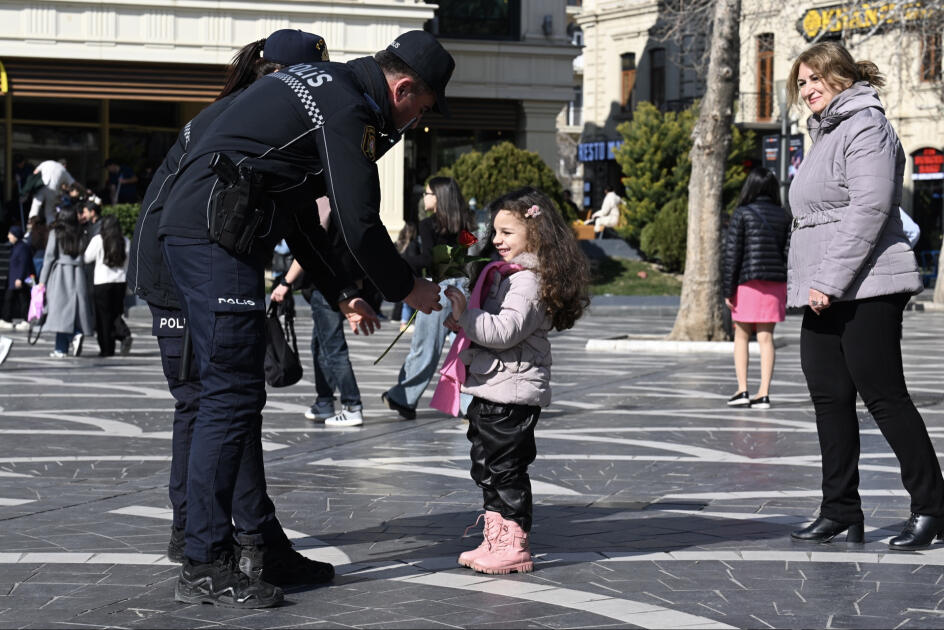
(787, 82, 921, 307)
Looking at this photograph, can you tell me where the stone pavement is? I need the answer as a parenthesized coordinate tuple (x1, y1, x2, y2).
(1, 300, 944, 629)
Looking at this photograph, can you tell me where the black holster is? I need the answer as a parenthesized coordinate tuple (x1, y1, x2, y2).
(207, 152, 267, 255)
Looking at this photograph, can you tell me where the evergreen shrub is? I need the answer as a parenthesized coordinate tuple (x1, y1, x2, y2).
(614, 102, 755, 272)
(436, 142, 575, 221)
(102, 203, 141, 239)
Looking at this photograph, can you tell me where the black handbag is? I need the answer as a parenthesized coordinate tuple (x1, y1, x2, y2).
(264, 295, 303, 388)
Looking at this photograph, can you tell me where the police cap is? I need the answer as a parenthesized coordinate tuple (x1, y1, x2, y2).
(264, 29, 330, 65)
(386, 30, 455, 116)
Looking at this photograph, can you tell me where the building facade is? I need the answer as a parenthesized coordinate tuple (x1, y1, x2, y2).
(570, 0, 943, 251)
(0, 0, 577, 233)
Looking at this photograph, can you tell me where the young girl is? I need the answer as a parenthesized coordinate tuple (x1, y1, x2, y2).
(438, 186, 590, 575)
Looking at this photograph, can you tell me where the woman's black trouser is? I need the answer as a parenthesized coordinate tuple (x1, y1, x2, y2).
(466, 397, 541, 532)
(93, 282, 126, 356)
(800, 293, 944, 524)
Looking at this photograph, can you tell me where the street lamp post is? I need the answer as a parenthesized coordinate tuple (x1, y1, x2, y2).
(775, 80, 791, 210)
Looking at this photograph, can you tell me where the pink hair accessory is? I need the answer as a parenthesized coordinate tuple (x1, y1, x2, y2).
(525, 204, 542, 218)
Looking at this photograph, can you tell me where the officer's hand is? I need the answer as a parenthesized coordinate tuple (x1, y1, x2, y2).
(404, 277, 442, 314)
(339, 297, 380, 335)
(270, 284, 289, 303)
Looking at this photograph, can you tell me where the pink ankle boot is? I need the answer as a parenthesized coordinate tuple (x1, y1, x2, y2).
(457, 511, 502, 568)
(470, 517, 533, 575)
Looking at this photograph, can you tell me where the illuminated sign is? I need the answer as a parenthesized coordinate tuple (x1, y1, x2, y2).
(797, 2, 935, 41)
(912, 147, 944, 180)
(577, 140, 623, 162)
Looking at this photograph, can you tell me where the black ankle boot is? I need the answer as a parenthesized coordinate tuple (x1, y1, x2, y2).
(888, 513, 944, 551)
(791, 516, 864, 543)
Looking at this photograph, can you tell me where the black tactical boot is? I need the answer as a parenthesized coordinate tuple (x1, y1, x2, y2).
(167, 526, 185, 563)
(175, 550, 283, 608)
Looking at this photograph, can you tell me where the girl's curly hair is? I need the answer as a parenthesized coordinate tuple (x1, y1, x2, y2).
(489, 186, 590, 331)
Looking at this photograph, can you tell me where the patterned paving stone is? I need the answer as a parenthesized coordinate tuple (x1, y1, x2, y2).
(1, 304, 943, 627)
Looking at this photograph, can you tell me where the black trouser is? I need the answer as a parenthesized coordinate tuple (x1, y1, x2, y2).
(466, 397, 541, 532)
(92, 282, 126, 356)
(2, 286, 28, 322)
(801, 293, 944, 524)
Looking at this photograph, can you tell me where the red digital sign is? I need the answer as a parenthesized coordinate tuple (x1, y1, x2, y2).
(912, 147, 944, 180)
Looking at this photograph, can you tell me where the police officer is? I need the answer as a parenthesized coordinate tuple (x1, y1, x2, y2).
(127, 29, 344, 600)
(156, 31, 454, 608)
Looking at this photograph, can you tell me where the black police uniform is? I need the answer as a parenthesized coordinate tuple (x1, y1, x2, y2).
(128, 91, 299, 552)
(157, 57, 415, 563)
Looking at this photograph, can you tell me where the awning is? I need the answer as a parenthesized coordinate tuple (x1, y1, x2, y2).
(1, 58, 225, 102)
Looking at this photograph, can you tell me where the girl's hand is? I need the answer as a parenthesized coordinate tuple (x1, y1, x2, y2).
(14, 279, 22, 290)
(808, 288, 831, 315)
(444, 286, 467, 319)
(443, 313, 461, 333)
(724, 297, 734, 310)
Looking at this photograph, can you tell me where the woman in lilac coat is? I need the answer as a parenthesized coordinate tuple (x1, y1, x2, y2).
(787, 42, 944, 550)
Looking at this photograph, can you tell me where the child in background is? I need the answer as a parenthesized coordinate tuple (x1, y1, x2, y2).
(1, 226, 34, 330)
(440, 187, 590, 575)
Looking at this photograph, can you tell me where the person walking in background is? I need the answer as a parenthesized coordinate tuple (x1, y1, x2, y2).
(382, 176, 475, 420)
(584, 185, 620, 239)
(37, 211, 93, 358)
(441, 187, 590, 574)
(271, 259, 369, 427)
(786, 42, 944, 550)
(25, 217, 47, 280)
(28, 159, 74, 225)
(83, 215, 129, 357)
(722, 168, 790, 409)
(0, 226, 34, 330)
(104, 159, 139, 205)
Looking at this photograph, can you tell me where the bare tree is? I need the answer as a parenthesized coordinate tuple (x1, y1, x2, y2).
(667, 0, 741, 340)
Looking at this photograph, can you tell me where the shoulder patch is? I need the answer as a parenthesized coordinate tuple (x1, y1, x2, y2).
(361, 125, 377, 161)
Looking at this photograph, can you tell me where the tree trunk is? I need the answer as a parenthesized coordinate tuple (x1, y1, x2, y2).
(668, 0, 741, 341)
(934, 251, 944, 303)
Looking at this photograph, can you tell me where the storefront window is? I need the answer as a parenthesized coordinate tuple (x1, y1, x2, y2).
(428, 0, 521, 41)
(11, 124, 101, 189)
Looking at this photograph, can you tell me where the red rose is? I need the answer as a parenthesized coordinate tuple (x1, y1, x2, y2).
(458, 230, 478, 247)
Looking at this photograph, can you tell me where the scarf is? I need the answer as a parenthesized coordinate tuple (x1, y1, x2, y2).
(429, 261, 523, 416)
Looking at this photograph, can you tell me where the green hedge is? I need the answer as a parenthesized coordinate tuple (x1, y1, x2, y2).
(102, 203, 141, 239)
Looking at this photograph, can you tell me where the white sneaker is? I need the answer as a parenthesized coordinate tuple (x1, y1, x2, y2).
(304, 402, 335, 421)
(12, 320, 30, 331)
(0, 336, 12, 365)
(70, 333, 83, 357)
(324, 406, 364, 427)
(0, 320, 13, 330)
(49, 350, 67, 359)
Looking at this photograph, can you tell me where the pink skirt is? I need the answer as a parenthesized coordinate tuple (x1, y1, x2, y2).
(730, 279, 786, 323)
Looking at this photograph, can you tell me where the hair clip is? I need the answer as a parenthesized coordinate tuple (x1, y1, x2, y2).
(525, 205, 542, 218)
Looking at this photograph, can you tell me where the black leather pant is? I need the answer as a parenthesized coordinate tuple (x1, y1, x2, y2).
(466, 397, 541, 532)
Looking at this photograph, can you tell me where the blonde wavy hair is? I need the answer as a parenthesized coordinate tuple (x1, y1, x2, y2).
(787, 41, 885, 108)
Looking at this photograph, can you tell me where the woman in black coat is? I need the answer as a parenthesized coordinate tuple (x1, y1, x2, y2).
(722, 168, 791, 409)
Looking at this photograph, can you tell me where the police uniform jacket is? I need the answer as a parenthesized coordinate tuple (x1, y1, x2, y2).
(128, 94, 238, 310)
(158, 56, 415, 303)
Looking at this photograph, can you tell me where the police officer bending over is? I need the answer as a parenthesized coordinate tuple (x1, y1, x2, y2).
(156, 31, 454, 608)
(129, 30, 351, 596)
